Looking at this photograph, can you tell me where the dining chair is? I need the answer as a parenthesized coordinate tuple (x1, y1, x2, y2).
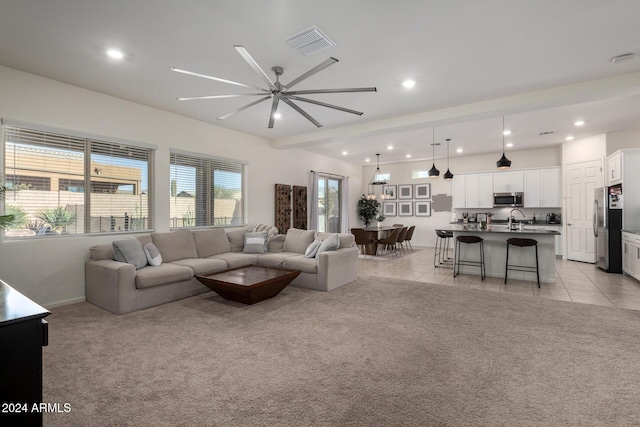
(351, 228, 375, 259)
(395, 227, 408, 253)
(376, 227, 402, 257)
(404, 225, 416, 251)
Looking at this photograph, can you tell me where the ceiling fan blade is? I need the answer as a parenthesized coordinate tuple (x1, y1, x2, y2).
(284, 57, 338, 91)
(287, 95, 363, 116)
(281, 98, 322, 128)
(287, 87, 377, 95)
(171, 67, 268, 92)
(217, 96, 271, 121)
(268, 96, 281, 129)
(177, 93, 266, 101)
(234, 45, 276, 90)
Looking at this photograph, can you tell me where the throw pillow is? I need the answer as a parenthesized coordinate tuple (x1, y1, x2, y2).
(243, 231, 268, 254)
(267, 234, 285, 253)
(143, 243, 162, 267)
(317, 233, 341, 254)
(304, 239, 322, 258)
(112, 239, 148, 270)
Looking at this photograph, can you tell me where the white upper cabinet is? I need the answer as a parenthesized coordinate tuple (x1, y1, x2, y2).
(452, 175, 466, 209)
(524, 168, 561, 207)
(607, 151, 622, 186)
(493, 171, 524, 193)
(453, 173, 493, 209)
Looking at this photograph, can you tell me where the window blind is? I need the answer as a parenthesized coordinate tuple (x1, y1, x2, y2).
(170, 150, 245, 228)
(3, 124, 154, 237)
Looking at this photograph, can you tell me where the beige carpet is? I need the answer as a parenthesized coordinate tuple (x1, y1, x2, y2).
(43, 275, 640, 426)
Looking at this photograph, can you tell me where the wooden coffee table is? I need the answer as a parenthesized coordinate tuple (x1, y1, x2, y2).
(196, 265, 301, 305)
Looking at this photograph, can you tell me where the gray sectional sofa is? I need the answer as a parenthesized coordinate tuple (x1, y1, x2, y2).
(85, 227, 359, 314)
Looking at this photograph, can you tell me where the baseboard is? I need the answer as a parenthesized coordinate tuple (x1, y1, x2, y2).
(44, 296, 86, 309)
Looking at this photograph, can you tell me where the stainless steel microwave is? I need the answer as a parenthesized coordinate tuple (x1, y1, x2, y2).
(493, 192, 524, 207)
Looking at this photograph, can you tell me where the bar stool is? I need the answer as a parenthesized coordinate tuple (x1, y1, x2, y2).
(505, 238, 540, 288)
(454, 235, 485, 280)
(434, 230, 453, 268)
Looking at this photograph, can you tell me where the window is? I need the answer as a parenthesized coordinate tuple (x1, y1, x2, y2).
(170, 149, 246, 228)
(412, 170, 429, 179)
(317, 175, 342, 233)
(2, 122, 154, 238)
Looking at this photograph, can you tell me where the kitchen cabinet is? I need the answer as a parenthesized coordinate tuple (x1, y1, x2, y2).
(622, 232, 640, 279)
(493, 171, 524, 193)
(453, 173, 493, 209)
(607, 152, 622, 186)
(524, 168, 561, 207)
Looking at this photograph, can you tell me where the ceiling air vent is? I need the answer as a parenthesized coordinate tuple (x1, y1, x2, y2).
(539, 131, 554, 136)
(286, 26, 336, 56)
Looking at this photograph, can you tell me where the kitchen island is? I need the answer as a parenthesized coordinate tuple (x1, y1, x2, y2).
(436, 224, 561, 283)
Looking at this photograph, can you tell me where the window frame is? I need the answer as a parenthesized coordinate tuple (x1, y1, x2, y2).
(169, 148, 247, 229)
(1, 119, 156, 239)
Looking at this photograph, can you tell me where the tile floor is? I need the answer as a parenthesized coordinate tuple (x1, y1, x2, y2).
(358, 245, 640, 311)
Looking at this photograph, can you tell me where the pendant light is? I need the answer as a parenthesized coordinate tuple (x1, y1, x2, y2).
(496, 116, 512, 170)
(443, 138, 454, 180)
(367, 153, 387, 199)
(428, 128, 440, 178)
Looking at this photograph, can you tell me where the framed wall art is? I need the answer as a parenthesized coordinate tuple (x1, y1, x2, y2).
(398, 184, 413, 199)
(415, 201, 432, 217)
(382, 184, 397, 200)
(383, 202, 397, 217)
(398, 201, 413, 216)
(414, 183, 431, 199)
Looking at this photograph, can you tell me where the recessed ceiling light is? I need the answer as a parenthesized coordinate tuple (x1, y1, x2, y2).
(365, 158, 370, 162)
(106, 49, 124, 60)
(401, 80, 415, 89)
(566, 136, 574, 141)
(387, 145, 394, 150)
(273, 113, 282, 119)
(456, 148, 463, 153)
(502, 130, 511, 136)
(506, 142, 514, 148)
(406, 154, 412, 158)
(574, 120, 585, 126)
(342, 151, 348, 155)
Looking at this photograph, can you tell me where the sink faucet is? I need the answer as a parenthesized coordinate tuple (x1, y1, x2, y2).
(509, 208, 525, 230)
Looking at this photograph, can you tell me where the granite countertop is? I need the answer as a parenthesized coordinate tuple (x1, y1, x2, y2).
(439, 224, 561, 235)
(622, 230, 640, 235)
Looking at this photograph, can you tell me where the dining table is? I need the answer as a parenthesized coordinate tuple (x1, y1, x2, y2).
(361, 226, 397, 255)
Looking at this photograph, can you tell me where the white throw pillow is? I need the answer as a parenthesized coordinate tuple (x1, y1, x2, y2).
(243, 231, 268, 254)
(317, 234, 341, 254)
(304, 239, 322, 258)
(143, 243, 163, 267)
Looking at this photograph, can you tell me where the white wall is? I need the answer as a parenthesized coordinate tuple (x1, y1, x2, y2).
(0, 66, 363, 306)
(606, 129, 640, 155)
(362, 146, 562, 247)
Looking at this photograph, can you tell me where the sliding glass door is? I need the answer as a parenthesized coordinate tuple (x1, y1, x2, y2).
(317, 176, 342, 233)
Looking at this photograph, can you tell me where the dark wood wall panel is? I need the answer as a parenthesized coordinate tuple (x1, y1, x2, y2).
(275, 184, 292, 234)
(293, 186, 308, 230)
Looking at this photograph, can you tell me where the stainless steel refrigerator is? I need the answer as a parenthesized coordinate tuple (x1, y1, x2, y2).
(593, 185, 623, 273)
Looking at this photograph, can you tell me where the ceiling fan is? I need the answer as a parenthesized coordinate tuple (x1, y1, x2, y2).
(172, 45, 377, 128)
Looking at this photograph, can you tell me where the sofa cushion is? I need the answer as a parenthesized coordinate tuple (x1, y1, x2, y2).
(283, 228, 315, 254)
(209, 253, 257, 269)
(317, 233, 340, 254)
(151, 230, 198, 263)
(112, 239, 148, 270)
(256, 252, 301, 268)
(316, 232, 355, 249)
(243, 231, 268, 254)
(135, 263, 194, 289)
(90, 244, 115, 261)
(226, 228, 247, 253)
(143, 243, 163, 266)
(170, 258, 228, 276)
(267, 234, 285, 253)
(192, 228, 231, 258)
(283, 255, 318, 274)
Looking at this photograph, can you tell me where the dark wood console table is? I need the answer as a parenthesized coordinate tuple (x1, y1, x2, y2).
(0, 280, 50, 427)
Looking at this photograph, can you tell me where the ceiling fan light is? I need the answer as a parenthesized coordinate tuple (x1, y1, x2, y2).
(496, 153, 512, 169)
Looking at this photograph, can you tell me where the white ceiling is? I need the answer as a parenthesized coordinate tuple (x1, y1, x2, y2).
(1, 0, 640, 165)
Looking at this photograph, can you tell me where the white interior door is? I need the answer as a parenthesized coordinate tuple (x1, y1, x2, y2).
(566, 159, 603, 262)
